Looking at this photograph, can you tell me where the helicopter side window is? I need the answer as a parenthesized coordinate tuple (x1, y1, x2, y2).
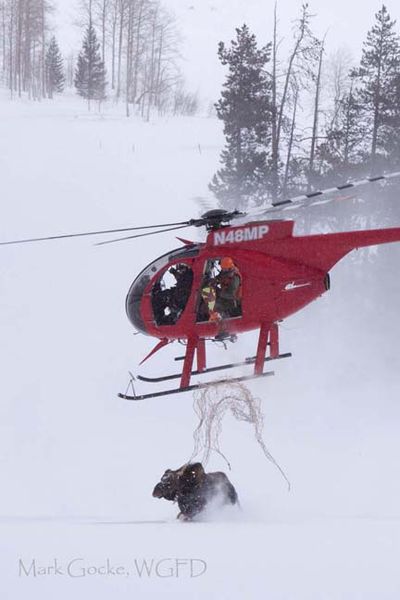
(151, 263, 194, 326)
(197, 258, 242, 323)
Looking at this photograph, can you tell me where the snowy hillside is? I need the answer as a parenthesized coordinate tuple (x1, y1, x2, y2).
(1, 94, 400, 599)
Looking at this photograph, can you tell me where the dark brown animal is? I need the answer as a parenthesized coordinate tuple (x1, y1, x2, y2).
(152, 467, 182, 502)
(152, 462, 239, 520)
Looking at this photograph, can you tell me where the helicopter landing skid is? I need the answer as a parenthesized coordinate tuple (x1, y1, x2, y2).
(118, 370, 276, 401)
(136, 352, 292, 384)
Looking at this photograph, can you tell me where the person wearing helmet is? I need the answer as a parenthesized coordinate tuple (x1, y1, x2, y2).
(169, 264, 194, 313)
(214, 257, 242, 319)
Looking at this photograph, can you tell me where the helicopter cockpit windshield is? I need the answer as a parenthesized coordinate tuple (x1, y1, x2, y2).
(125, 244, 199, 334)
(152, 263, 194, 326)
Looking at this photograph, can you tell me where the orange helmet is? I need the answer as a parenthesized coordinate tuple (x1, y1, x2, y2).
(209, 311, 222, 323)
(220, 257, 235, 270)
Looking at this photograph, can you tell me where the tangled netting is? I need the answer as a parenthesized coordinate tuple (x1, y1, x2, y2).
(189, 381, 291, 490)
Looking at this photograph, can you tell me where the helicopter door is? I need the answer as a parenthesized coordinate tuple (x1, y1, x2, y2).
(151, 263, 193, 326)
(197, 258, 242, 322)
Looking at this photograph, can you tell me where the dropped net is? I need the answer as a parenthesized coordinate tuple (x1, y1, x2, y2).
(189, 381, 290, 489)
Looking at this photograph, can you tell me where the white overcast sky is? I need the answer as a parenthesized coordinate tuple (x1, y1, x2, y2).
(54, 0, 399, 99)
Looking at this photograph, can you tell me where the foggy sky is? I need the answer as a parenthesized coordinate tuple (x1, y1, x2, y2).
(54, 0, 399, 99)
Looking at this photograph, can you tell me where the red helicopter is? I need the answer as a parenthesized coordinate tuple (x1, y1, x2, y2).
(2, 172, 400, 400)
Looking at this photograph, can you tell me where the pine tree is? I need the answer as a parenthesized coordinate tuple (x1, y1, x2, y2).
(317, 80, 366, 181)
(45, 36, 65, 99)
(355, 5, 400, 169)
(385, 71, 400, 166)
(209, 25, 273, 210)
(75, 23, 107, 108)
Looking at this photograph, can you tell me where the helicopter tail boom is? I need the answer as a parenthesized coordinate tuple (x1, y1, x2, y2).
(265, 226, 400, 272)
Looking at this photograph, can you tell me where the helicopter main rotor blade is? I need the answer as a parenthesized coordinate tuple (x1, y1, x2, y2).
(0, 220, 192, 247)
(250, 170, 400, 217)
(95, 224, 193, 246)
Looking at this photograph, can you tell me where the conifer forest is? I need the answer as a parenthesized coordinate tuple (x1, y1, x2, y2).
(1, 1, 400, 205)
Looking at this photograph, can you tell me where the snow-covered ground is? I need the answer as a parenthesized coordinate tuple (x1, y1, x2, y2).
(1, 93, 400, 599)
